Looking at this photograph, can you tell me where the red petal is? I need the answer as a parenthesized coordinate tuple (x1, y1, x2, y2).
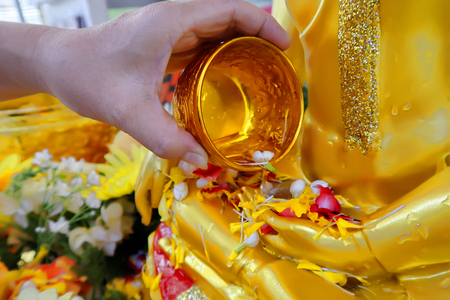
(192, 163, 222, 180)
(267, 172, 276, 182)
(201, 184, 230, 194)
(318, 185, 334, 195)
(153, 223, 193, 300)
(260, 224, 278, 235)
(276, 208, 298, 218)
(315, 193, 341, 213)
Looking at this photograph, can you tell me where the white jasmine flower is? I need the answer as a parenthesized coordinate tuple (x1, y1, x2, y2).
(60, 156, 85, 173)
(310, 180, 329, 195)
(178, 160, 196, 178)
(252, 150, 275, 163)
(90, 211, 96, 216)
(290, 179, 306, 198)
(243, 232, 259, 248)
(85, 192, 101, 209)
(173, 182, 188, 200)
(54, 180, 70, 197)
(70, 177, 83, 189)
(68, 193, 84, 213)
(48, 217, 70, 234)
(226, 168, 239, 178)
(260, 181, 273, 195)
(196, 177, 209, 189)
(87, 170, 101, 187)
(32, 149, 53, 168)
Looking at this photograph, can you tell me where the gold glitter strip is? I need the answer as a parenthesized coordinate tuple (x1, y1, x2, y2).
(338, 0, 381, 154)
(176, 285, 209, 300)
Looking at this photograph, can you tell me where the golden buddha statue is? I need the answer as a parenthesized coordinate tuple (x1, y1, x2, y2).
(136, 1, 450, 299)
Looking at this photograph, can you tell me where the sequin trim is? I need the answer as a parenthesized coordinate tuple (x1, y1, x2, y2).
(176, 286, 209, 300)
(338, 0, 381, 154)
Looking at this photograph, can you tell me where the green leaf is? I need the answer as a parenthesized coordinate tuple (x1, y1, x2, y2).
(265, 162, 276, 173)
(71, 246, 107, 286)
(96, 290, 128, 300)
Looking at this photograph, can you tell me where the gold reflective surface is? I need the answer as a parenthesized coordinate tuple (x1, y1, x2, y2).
(0, 93, 117, 162)
(173, 37, 303, 171)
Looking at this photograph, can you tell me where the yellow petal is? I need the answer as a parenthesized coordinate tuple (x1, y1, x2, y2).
(151, 273, 162, 291)
(170, 167, 185, 185)
(313, 270, 348, 286)
(243, 222, 265, 237)
(297, 260, 322, 272)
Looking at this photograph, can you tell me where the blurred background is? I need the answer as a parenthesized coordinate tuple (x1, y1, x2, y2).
(0, 0, 272, 28)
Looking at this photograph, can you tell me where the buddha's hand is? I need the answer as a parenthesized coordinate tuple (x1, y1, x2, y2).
(0, 0, 290, 169)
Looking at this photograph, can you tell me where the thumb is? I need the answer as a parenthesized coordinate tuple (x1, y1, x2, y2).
(120, 100, 208, 169)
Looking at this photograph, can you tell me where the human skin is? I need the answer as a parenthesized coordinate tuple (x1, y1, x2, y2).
(0, 0, 290, 169)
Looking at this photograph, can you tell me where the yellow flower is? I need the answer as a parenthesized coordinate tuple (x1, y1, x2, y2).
(92, 145, 148, 200)
(106, 277, 142, 300)
(0, 154, 32, 192)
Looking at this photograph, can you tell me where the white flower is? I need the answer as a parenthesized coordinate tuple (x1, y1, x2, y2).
(0, 194, 35, 228)
(85, 192, 101, 209)
(226, 168, 238, 178)
(173, 182, 188, 200)
(54, 180, 70, 197)
(87, 170, 101, 187)
(290, 179, 306, 198)
(178, 160, 196, 178)
(49, 203, 64, 217)
(103, 243, 117, 256)
(48, 217, 70, 234)
(260, 181, 273, 195)
(68, 226, 102, 256)
(35, 227, 45, 233)
(14, 214, 29, 228)
(31, 149, 53, 168)
(0, 193, 19, 216)
(252, 150, 275, 163)
(101, 202, 123, 233)
(68, 193, 84, 213)
(70, 177, 84, 189)
(17, 286, 77, 300)
(60, 156, 85, 173)
(310, 180, 329, 195)
(196, 177, 209, 189)
(243, 232, 259, 248)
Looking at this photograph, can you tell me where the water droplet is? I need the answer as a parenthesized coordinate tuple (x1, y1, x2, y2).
(417, 224, 429, 239)
(341, 162, 346, 169)
(440, 278, 450, 288)
(363, 262, 371, 269)
(384, 91, 391, 98)
(426, 51, 432, 58)
(403, 102, 412, 111)
(406, 213, 419, 224)
(397, 233, 411, 244)
(391, 104, 399, 116)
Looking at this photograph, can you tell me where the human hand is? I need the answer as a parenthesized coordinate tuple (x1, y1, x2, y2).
(33, 0, 290, 169)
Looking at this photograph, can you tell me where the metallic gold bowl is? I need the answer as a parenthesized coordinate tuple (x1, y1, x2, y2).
(173, 37, 303, 171)
(0, 93, 117, 163)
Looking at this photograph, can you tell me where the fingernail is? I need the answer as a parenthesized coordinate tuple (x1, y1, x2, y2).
(178, 160, 196, 177)
(182, 152, 208, 170)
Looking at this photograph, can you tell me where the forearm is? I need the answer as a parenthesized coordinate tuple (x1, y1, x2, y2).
(0, 21, 58, 100)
